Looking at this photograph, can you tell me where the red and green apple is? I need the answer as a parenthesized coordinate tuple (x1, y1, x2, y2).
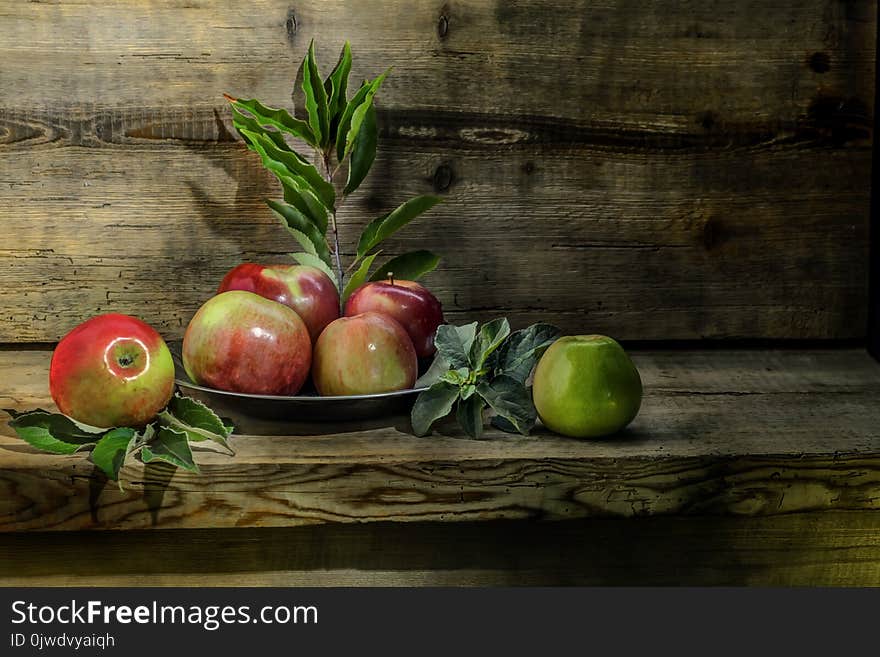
(312, 311, 417, 396)
(183, 290, 312, 396)
(49, 313, 175, 428)
(218, 263, 339, 342)
(344, 277, 443, 358)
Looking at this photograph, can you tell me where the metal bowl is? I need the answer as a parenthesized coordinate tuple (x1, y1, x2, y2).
(170, 343, 426, 434)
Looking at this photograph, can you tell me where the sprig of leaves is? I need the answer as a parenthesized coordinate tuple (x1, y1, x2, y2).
(225, 40, 442, 300)
(411, 320, 561, 438)
(4, 393, 234, 485)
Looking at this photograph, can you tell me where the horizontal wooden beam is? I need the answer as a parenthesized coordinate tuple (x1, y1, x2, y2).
(2, 349, 879, 532)
(2, 513, 879, 586)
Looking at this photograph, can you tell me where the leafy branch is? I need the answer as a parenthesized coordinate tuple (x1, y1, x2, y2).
(225, 40, 442, 301)
(412, 320, 561, 438)
(4, 393, 234, 486)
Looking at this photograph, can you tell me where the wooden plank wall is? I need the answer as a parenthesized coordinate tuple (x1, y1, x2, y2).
(0, 0, 875, 343)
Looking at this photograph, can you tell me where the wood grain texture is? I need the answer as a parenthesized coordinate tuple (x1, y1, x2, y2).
(2, 513, 880, 586)
(1, 349, 879, 532)
(0, 0, 875, 341)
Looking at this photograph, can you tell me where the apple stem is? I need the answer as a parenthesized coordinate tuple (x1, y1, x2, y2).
(388, 272, 395, 285)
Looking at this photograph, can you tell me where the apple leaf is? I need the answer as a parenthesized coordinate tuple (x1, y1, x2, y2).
(456, 394, 485, 439)
(5, 395, 234, 482)
(4, 409, 104, 454)
(90, 427, 139, 481)
(267, 199, 331, 265)
(490, 415, 519, 434)
(410, 319, 551, 438)
(369, 250, 441, 282)
(290, 252, 339, 290)
(342, 252, 378, 304)
(411, 381, 460, 437)
(415, 352, 450, 388)
(344, 103, 377, 195)
(434, 322, 478, 370)
(240, 129, 334, 210)
(225, 96, 315, 146)
(140, 426, 199, 473)
(356, 195, 443, 259)
(286, 227, 318, 257)
(440, 367, 469, 386)
(341, 73, 387, 161)
(302, 40, 330, 147)
(476, 375, 537, 436)
(470, 318, 511, 369)
(496, 323, 561, 383)
(230, 106, 292, 152)
(325, 41, 352, 137)
(277, 178, 329, 234)
(336, 72, 388, 162)
(158, 393, 234, 454)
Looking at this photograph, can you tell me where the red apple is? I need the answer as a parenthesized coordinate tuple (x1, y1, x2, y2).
(344, 277, 443, 358)
(218, 263, 339, 342)
(312, 311, 417, 396)
(183, 290, 312, 395)
(49, 314, 175, 428)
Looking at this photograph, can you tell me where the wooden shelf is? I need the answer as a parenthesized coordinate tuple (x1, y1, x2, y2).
(2, 348, 879, 533)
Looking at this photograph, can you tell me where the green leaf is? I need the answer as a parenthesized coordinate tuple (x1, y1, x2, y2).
(414, 353, 451, 388)
(369, 250, 441, 282)
(286, 227, 318, 256)
(336, 72, 388, 161)
(471, 318, 511, 369)
(490, 415, 519, 434)
(140, 426, 199, 473)
(344, 103, 377, 195)
(277, 176, 330, 234)
(158, 394, 234, 453)
(325, 41, 352, 136)
(225, 96, 315, 145)
(90, 427, 138, 481)
(497, 323, 562, 383)
(434, 322, 478, 370)
(356, 195, 443, 259)
(341, 73, 388, 161)
(440, 368, 469, 386)
(342, 252, 378, 304)
(267, 199, 331, 265)
(477, 375, 537, 436)
(291, 252, 338, 290)
(456, 395, 485, 438)
(231, 106, 291, 152)
(241, 129, 335, 209)
(411, 381, 460, 437)
(302, 40, 330, 147)
(4, 409, 103, 455)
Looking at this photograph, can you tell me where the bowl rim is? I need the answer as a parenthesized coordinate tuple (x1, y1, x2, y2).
(175, 378, 429, 402)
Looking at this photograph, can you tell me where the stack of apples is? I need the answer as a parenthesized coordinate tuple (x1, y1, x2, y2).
(182, 263, 444, 397)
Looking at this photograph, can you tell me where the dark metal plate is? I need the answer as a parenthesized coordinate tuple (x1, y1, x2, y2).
(170, 343, 426, 433)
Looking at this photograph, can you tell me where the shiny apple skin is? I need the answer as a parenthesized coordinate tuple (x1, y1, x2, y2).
(49, 314, 175, 428)
(344, 279, 443, 358)
(312, 311, 418, 396)
(218, 263, 340, 343)
(183, 290, 312, 395)
(532, 335, 642, 438)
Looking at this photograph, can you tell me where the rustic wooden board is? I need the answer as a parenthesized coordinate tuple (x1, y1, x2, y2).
(1, 349, 879, 532)
(0, 0, 875, 341)
(2, 513, 880, 586)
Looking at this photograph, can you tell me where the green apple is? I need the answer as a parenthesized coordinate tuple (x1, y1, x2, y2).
(532, 335, 642, 438)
